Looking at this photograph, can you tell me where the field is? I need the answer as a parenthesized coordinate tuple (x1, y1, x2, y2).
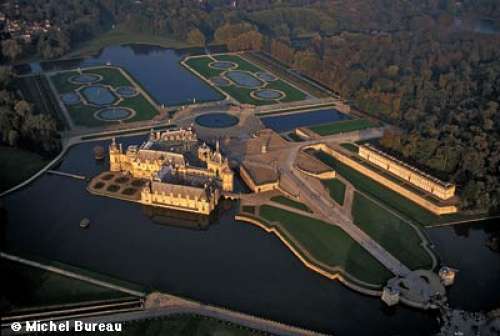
(184, 53, 308, 106)
(322, 179, 346, 205)
(256, 205, 393, 286)
(308, 118, 376, 136)
(0, 146, 49, 192)
(270, 195, 312, 213)
(2, 259, 128, 312)
(49, 66, 158, 128)
(352, 193, 434, 270)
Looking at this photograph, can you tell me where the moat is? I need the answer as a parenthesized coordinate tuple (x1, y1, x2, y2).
(4, 135, 500, 336)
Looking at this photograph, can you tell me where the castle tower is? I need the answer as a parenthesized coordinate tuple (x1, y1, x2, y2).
(109, 137, 122, 172)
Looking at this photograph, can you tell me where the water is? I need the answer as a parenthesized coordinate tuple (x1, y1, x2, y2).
(254, 89, 284, 100)
(425, 221, 500, 311)
(4, 136, 440, 336)
(115, 86, 138, 98)
(35, 45, 224, 106)
(96, 107, 133, 121)
(225, 70, 263, 88)
(81, 85, 117, 106)
(195, 113, 239, 128)
(260, 108, 351, 133)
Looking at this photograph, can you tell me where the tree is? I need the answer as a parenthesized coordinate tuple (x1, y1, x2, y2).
(186, 28, 206, 46)
(1, 39, 22, 61)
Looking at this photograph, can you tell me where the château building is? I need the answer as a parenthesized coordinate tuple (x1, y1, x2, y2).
(358, 144, 455, 200)
(108, 128, 234, 215)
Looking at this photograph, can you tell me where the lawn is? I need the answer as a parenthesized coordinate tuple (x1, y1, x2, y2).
(185, 56, 223, 78)
(258, 205, 393, 286)
(309, 118, 376, 136)
(352, 193, 434, 270)
(322, 179, 346, 205)
(0, 146, 49, 192)
(2, 259, 129, 312)
(50, 70, 80, 92)
(183, 53, 308, 105)
(86, 67, 131, 87)
(313, 150, 441, 226)
(122, 314, 262, 336)
(270, 195, 312, 213)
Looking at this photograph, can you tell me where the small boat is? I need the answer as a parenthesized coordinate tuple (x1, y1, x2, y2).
(80, 218, 90, 229)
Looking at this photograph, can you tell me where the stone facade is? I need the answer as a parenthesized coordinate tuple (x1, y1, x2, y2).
(309, 144, 457, 215)
(359, 144, 455, 200)
(108, 128, 233, 215)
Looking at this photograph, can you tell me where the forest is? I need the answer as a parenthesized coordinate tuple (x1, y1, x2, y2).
(0, 0, 499, 212)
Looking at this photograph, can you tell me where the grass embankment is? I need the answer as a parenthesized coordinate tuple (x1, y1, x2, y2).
(122, 314, 261, 336)
(313, 150, 441, 226)
(184, 54, 307, 105)
(270, 195, 312, 213)
(352, 193, 434, 270)
(50, 66, 158, 127)
(0, 146, 49, 192)
(308, 118, 376, 136)
(322, 179, 346, 205)
(2, 259, 129, 312)
(258, 206, 393, 286)
(66, 29, 190, 58)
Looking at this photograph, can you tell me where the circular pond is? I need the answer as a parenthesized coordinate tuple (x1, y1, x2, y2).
(81, 85, 118, 106)
(116, 86, 139, 97)
(69, 73, 102, 85)
(195, 113, 239, 128)
(95, 107, 135, 121)
(211, 77, 231, 87)
(61, 93, 81, 105)
(225, 70, 263, 88)
(255, 71, 278, 82)
(252, 89, 285, 100)
(209, 61, 238, 70)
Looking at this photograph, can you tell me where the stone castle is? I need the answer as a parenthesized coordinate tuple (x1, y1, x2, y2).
(108, 128, 233, 215)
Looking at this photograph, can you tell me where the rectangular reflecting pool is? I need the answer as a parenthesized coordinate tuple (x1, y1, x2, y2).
(259, 108, 350, 133)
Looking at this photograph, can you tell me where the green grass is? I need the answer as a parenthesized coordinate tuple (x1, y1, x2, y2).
(258, 206, 393, 286)
(50, 71, 80, 93)
(341, 143, 359, 153)
(214, 54, 262, 73)
(185, 56, 224, 78)
(121, 314, 262, 336)
(352, 193, 433, 270)
(309, 119, 376, 136)
(322, 179, 346, 205)
(0, 146, 49, 192)
(85, 67, 131, 87)
(2, 259, 129, 312)
(241, 205, 256, 214)
(266, 79, 308, 102)
(313, 150, 441, 226)
(184, 53, 308, 105)
(270, 195, 312, 213)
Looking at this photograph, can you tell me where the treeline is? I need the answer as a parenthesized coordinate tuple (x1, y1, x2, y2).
(264, 21, 500, 213)
(1, 0, 108, 62)
(0, 67, 60, 155)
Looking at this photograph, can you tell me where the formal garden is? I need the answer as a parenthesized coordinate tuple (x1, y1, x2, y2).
(50, 66, 158, 127)
(183, 53, 308, 106)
